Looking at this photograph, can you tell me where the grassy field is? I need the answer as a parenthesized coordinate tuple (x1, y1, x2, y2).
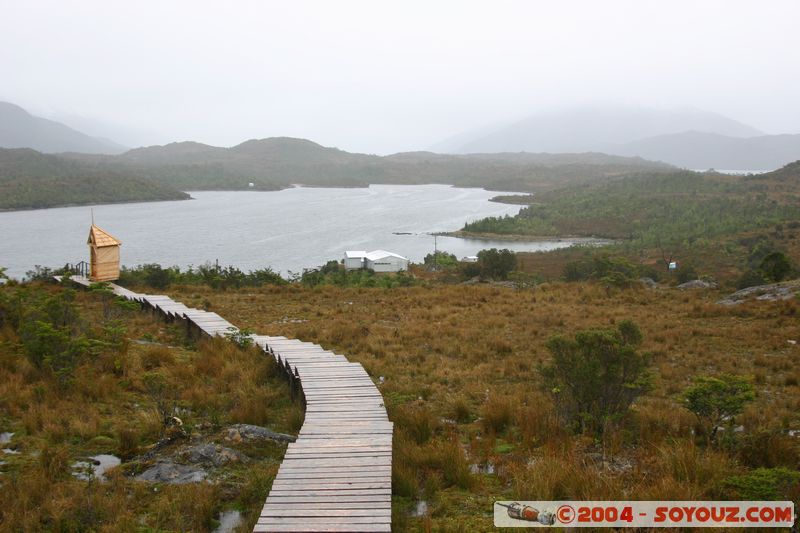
(1, 267, 798, 531)
(165, 281, 800, 531)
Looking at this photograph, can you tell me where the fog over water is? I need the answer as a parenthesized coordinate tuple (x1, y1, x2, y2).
(2, 1, 799, 153)
(0, 186, 594, 280)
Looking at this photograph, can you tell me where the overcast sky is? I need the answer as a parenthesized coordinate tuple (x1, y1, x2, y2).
(2, 0, 799, 153)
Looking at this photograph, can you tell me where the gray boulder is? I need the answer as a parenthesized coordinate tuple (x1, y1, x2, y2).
(225, 424, 296, 443)
(180, 442, 248, 466)
(136, 460, 207, 484)
(678, 279, 718, 290)
(639, 277, 658, 289)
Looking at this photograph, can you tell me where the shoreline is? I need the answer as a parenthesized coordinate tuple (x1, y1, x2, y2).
(0, 183, 543, 213)
(488, 194, 538, 205)
(436, 230, 614, 245)
(0, 194, 193, 214)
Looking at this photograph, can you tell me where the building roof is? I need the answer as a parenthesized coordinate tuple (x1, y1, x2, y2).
(344, 251, 367, 259)
(87, 225, 122, 247)
(365, 250, 408, 261)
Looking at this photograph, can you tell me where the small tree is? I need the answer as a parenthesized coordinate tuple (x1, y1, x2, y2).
(20, 320, 88, 386)
(684, 374, 755, 447)
(424, 251, 458, 271)
(477, 248, 516, 280)
(540, 320, 651, 436)
(143, 263, 172, 289)
(759, 252, 792, 283)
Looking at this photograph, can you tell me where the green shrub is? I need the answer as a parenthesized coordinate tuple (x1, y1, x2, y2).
(564, 254, 639, 286)
(119, 262, 287, 289)
(477, 248, 516, 280)
(683, 374, 755, 447)
(737, 269, 768, 290)
(737, 430, 800, 469)
(224, 327, 254, 348)
(677, 264, 699, 284)
(724, 467, 800, 500)
(759, 252, 793, 282)
(540, 320, 651, 435)
(424, 251, 458, 270)
(14, 287, 88, 385)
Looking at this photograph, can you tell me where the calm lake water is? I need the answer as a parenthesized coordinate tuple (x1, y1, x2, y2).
(1, 185, 589, 280)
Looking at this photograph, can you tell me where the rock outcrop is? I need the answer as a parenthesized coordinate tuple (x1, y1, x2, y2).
(717, 280, 800, 305)
(677, 279, 718, 290)
(225, 424, 296, 444)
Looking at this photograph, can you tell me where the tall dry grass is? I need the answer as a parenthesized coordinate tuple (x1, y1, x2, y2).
(166, 279, 800, 530)
(0, 285, 301, 532)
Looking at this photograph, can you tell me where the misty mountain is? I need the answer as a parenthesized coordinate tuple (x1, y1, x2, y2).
(613, 131, 800, 170)
(0, 102, 127, 155)
(48, 111, 163, 149)
(435, 106, 763, 154)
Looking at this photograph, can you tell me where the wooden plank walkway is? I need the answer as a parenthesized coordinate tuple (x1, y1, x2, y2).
(57, 276, 393, 532)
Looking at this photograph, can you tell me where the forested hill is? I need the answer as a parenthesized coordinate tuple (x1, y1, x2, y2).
(461, 161, 800, 246)
(64, 136, 672, 192)
(0, 148, 190, 210)
(1, 137, 673, 210)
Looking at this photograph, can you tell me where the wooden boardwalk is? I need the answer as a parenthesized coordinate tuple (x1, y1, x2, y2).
(58, 276, 393, 532)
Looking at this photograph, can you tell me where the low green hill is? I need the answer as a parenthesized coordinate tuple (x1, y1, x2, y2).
(2, 137, 675, 210)
(0, 148, 190, 210)
(461, 162, 800, 247)
(64, 137, 673, 193)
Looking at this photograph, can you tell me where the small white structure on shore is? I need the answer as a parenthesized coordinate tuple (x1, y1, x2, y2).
(344, 251, 368, 270)
(461, 256, 479, 263)
(365, 250, 409, 272)
(344, 250, 409, 272)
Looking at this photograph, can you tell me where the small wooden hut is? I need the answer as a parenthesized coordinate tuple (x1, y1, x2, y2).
(87, 224, 122, 281)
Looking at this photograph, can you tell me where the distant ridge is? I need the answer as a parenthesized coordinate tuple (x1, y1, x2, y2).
(613, 131, 800, 170)
(435, 106, 763, 154)
(0, 102, 127, 155)
(431, 106, 800, 170)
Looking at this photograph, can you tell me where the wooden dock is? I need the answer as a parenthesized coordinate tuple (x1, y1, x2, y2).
(58, 276, 393, 532)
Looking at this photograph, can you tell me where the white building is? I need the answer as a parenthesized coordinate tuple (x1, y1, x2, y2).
(344, 251, 367, 270)
(461, 256, 479, 263)
(365, 250, 410, 272)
